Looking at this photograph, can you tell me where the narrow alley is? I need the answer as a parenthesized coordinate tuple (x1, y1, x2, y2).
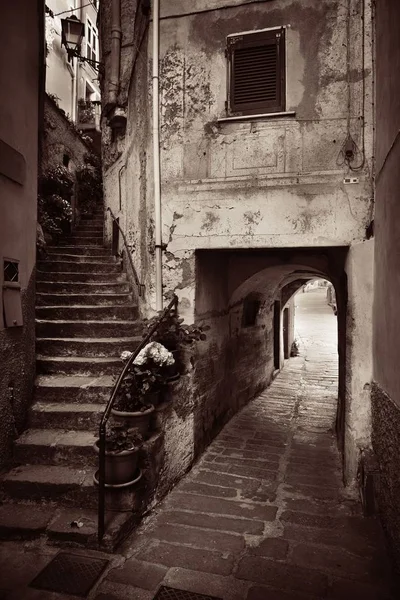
(92, 288, 394, 599)
(0, 287, 393, 600)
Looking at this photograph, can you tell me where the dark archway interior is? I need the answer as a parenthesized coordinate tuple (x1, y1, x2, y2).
(193, 247, 348, 462)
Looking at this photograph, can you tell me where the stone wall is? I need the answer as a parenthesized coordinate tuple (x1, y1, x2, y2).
(372, 0, 400, 572)
(42, 94, 93, 173)
(0, 0, 43, 468)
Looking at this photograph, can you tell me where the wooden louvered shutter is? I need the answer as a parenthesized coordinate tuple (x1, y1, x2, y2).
(228, 28, 285, 115)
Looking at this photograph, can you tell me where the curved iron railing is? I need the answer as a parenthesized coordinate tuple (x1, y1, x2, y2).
(97, 293, 178, 543)
(107, 206, 145, 297)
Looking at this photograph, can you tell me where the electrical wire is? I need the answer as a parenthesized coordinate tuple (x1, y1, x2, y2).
(52, 3, 95, 17)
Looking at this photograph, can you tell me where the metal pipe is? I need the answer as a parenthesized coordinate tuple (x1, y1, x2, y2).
(152, 0, 163, 310)
(108, 0, 121, 105)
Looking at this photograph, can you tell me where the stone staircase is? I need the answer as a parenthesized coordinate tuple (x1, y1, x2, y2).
(0, 208, 144, 548)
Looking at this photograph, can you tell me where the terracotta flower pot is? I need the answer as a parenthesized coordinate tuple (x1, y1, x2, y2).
(111, 404, 155, 436)
(93, 440, 139, 486)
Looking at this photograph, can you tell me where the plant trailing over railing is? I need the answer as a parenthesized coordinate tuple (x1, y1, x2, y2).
(141, 295, 209, 373)
(97, 294, 179, 543)
(115, 342, 175, 411)
(37, 165, 73, 240)
(77, 98, 96, 124)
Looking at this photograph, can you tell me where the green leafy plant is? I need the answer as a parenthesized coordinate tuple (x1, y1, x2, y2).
(76, 152, 103, 217)
(77, 98, 96, 124)
(104, 422, 143, 453)
(37, 165, 74, 239)
(115, 343, 175, 411)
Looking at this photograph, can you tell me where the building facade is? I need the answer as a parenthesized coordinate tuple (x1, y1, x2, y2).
(100, 0, 374, 488)
(0, 0, 45, 467)
(46, 0, 101, 129)
(372, 0, 400, 573)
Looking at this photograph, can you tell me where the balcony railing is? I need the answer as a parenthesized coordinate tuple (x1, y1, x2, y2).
(77, 99, 101, 130)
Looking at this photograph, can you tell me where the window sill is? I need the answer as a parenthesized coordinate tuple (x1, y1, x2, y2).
(217, 111, 296, 123)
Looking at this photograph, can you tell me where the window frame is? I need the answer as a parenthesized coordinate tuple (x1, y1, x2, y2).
(85, 16, 99, 65)
(227, 26, 286, 117)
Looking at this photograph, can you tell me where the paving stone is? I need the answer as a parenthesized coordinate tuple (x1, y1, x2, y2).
(280, 510, 339, 529)
(327, 577, 397, 599)
(145, 523, 245, 553)
(290, 542, 375, 580)
(248, 537, 289, 559)
(138, 541, 234, 575)
(95, 580, 153, 600)
(154, 510, 265, 535)
(163, 567, 249, 600)
(193, 470, 261, 494)
(236, 556, 329, 596)
(167, 493, 277, 521)
(106, 557, 167, 590)
(179, 481, 238, 498)
(247, 585, 315, 600)
(282, 524, 376, 557)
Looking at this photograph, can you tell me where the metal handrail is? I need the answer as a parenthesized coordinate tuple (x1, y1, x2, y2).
(107, 206, 145, 297)
(97, 293, 178, 543)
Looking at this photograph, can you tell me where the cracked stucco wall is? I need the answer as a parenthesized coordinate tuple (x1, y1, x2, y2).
(99, 0, 375, 486)
(0, 0, 39, 467)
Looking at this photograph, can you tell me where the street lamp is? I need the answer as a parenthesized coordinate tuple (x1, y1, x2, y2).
(61, 15, 103, 73)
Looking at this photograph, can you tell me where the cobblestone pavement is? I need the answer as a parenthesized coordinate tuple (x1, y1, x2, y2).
(95, 289, 397, 599)
(0, 289, 398, 599)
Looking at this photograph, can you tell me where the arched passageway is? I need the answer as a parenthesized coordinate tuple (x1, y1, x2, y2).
(104, 276, 396, 598)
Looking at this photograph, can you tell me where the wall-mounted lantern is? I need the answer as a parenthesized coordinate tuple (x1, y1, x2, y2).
(61, 16, 104, 73)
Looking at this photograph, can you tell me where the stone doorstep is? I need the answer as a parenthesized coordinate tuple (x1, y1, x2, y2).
(36, 355, 123, 377)
(36, 304, 137, 321)
(0, 503, 136, 551)
(35, 336, 142, 358)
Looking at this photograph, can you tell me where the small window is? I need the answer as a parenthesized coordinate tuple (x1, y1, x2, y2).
(86, 17, 99, 65)
(4, 260, 19, 283)
(227, 28, 285, 116)
(242, 296, 261, 327)
(63, 154, 70, 167)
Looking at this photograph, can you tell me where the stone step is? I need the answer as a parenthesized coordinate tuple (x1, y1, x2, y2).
(36, 318, 141, 338)
(36, 336, 141, 357)
(36, 304, 138, 320)
(74, 222, 103, 230)
(36, 281, 130, 294)
(34, 375, 114, 404)
(37, 271, 127, 283)
(14, 429, 97, 466)
(61, 236, 104, 245)
(36, 355, 122, 376)
(42, 253, 117, 263)
(72, 230, 103, 237)
(36, 292, 132, 306)
(0, 464, 96, 507)
(46, 245, 111, 256)
(29, 402, 103, 430)
(0, 503, 136, 550)
(37, 260, 122, 273)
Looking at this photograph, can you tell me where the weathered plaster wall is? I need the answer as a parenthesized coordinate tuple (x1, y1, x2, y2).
(372, 0, 400, 572)
(99, 0, 375, 487)
(0, 0, 42, 467)
(343, 240, 374, 486)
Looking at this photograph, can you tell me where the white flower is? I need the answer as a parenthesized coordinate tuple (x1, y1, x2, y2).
(120, 350, 133, 362)
(132, 342, 175, 367)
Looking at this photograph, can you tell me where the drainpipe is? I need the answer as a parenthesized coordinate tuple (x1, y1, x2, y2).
(153, 0, 163, 310)
(108, 0, 122, 106)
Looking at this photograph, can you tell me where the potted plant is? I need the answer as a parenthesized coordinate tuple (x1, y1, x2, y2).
(93, 422, 143, 486)
(111, 342, 175, 434)
(141, 309, 209, 375)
